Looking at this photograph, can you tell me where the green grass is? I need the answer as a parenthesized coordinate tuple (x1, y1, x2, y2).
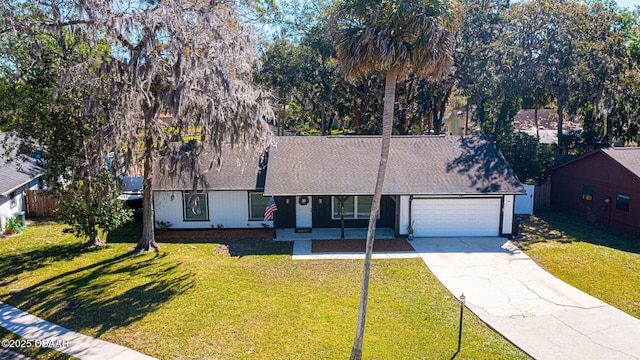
(518, 210, 640, 318)
(1, 220, 528, 359)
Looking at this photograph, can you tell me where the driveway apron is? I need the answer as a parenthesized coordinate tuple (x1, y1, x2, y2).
(410, 237, 640, 360)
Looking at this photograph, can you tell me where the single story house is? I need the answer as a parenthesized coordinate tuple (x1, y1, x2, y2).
(0, 133, 43, 233)
(515, 109, 582, 144)
(442, 110, 469, 136)
(264, 136, 525, 237)
(550, 147, 640, 236)
(152, 143, 271, 229)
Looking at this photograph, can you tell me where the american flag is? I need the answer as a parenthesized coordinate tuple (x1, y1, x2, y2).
(264, 196, 277, 221)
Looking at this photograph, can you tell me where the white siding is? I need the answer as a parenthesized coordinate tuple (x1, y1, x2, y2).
(153, 190, 272, 229)
(0, 197, 15, 232)
(502, 195, 514, 235)
(411, 197, 502, 237)
(0, 179, 40, 232)
(399, 195, 410, 235)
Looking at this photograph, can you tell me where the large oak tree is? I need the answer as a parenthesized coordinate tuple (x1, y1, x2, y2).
(3, 0, 273, 252)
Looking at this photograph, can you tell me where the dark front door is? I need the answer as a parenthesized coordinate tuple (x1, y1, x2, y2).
(274, 196, 295, 229)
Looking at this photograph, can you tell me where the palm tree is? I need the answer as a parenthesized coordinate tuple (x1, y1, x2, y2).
(332, 1, 457, 358)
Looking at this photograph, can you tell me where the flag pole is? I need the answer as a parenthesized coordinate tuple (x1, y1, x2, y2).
(273, 210, 277, 239)
(265, 196, 277, 240)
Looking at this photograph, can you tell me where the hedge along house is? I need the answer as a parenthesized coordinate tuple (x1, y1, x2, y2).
(152, 142, 271, 230)
(550, 147, 640, 236)
(263, 136, 525, 238)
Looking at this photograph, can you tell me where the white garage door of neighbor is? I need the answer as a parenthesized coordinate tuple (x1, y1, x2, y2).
(411, 198, 501, 237)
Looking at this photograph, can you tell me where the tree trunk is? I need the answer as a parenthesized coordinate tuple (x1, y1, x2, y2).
(321, 103, 327, 135)
(434, 83, 454, 135)
(534, 107, 540, 139)
(464, 108, 469, 135)
(427, 108, 434, 134)
(557, 103, 564, 155)
(279, 97, 286, 136)
(84, 231, 106, 247)
(350, 69, 397, 360)
(135, 131, 159, 253)
(432, 104, 441, 135)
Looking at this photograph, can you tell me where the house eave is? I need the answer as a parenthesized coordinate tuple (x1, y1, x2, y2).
(0, 173, 43, 198)
(154, 186, 262, 192)
(263, 190, 527, 197)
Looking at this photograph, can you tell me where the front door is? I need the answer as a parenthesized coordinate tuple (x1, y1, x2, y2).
(296, 196, 313, 228)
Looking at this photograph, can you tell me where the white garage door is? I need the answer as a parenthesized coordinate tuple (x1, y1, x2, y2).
(411, 198, 501, 237)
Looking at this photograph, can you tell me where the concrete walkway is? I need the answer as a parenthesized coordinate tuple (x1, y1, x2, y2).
(0, 302, 155, 360)
(410, 237, 640, 360)
(275, 227, 396, 241)
(291, 239, 420, 260)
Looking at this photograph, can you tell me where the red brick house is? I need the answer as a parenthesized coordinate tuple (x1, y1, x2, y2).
(550, 147, 640, 236)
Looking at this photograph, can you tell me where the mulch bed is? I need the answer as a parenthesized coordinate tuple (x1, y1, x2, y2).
(155, 228, 274, 240)
(312, 238, 413, 253)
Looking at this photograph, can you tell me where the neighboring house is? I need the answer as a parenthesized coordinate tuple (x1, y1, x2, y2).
(442, 110, 469, 136)
(515, 109, 581, 144)
(118, 176, 144, 210)
(550, 147, 640, 236)
(152, 143, 270, 229)
(0, 133, 43, 233)
(442, 109, 582, 142)
(264, 136, 525, 237)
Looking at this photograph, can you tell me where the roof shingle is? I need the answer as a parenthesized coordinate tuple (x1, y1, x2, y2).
(0, 133, 43, 196)
(264, 136, 525, 196)
(152, 142, 267, 191)
(601, 147, 640, 179)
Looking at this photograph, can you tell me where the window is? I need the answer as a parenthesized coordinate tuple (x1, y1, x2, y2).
(357, 196, 373, 218)
(582, 185, 594, 201)
(616, 193, 630, 212)
(333, 196, 355, 219)
(9, 191, 17, 208)
(249, 193, 270, 220)
(183, 192, 208, 221)
(332, 196, 378, 220)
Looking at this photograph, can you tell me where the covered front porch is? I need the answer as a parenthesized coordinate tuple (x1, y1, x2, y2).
(274, 227, 396, 241)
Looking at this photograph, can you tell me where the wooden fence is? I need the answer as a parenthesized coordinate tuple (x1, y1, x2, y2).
(25, 190, 61, 218)
(534, 182, 551, 211)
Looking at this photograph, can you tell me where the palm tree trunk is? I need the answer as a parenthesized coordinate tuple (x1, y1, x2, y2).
(350, 69, 397, 360)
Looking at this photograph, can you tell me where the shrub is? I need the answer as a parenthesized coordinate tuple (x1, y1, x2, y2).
(3, 215, 25, 235)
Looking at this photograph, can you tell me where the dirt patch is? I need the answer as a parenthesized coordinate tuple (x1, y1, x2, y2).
(156, 228, 273, 240)
(312, 238, 413, 253)
(213, 243, 255, 256)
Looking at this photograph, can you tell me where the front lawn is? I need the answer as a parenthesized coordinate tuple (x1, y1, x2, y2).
(518, 210, 640, 318)
(0, 220, 528, 359)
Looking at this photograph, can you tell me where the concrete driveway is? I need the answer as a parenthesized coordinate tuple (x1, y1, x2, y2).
(410, 237, 640, 360)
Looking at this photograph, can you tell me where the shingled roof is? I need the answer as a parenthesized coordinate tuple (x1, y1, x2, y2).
(0, 133, 44, 197)
(152, 142, 267, 191)
(264, 136, 525, 196)
(601, 147, 640, 179)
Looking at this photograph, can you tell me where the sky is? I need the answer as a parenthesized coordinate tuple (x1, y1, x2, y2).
(617, 0, 640, 9)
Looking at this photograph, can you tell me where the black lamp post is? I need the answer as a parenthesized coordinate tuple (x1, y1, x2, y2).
(458, 293, 466, 353)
